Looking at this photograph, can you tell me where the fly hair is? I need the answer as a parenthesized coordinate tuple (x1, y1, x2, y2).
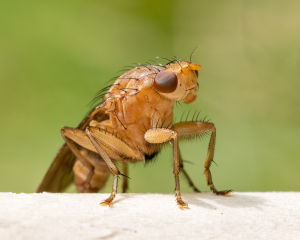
(150, 65, 161, 72)
(151, 117, 153, 129)
(114, 87, 128, 93)
(118, 68, 132, 73)
(144, 150, 160, 165)
(139, 128, 146, 135)
(123, 65, 137, 69)
(191, 110, 198, 122)
(142, 121, 147, 132)
(179, 130, 211, 143)
(196, 111, 201, 122)
(114, 109, 127, 130)
(174, 57, 184, 69)
(145, 73, 157, 77)
(117, 87, 138, 91)
(101, 128, 124, 142)
(164, 60, 176, 66)
(88, 93, 107, 107)
(105, 76, 120, 84)
(174, 56, 180, 61)
(155, 56, 177, 66)
(88, 83, 121, 107)
(155, 56, 172, 61)
(119, 173, 130, 179)
(180, 110, 185, 122)
(147, 59, 163, 66)
(155, 117, 161, 128)
(181, 159, 194, 165)
(176, 101, 182, 107)
(176, 60, 183, 69)
(175, 109, 212, 124)
(212, 160, 218, 167)
(113, 87, 139, 93)
(165, 122, 173, 129)
(185, 109, 191, 122)
(118, 77, 140, 80)
(95, 83, 116, 95)
(160, 118, 167, 128)
(139, 65, 152, 71)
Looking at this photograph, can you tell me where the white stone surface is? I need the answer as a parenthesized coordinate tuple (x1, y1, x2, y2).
(0, 192, 299, 240)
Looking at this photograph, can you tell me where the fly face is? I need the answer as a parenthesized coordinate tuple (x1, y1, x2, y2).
(153, 61, 201, 104)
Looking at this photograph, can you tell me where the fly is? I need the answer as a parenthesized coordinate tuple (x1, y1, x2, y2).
(37, 56, 231, 209)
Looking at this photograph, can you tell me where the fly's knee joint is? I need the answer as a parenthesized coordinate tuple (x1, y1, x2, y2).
(85, 126, 91, 133)
(172, 131, 178, 139)
(113, 170, 120, 177)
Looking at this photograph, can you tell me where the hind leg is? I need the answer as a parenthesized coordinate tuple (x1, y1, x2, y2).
(122, 162, 128, 193)
(73, 158, 111, 193)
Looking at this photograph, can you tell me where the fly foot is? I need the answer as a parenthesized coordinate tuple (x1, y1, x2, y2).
(214, 189, 232, 196)
(100, 200, 114, 207)
(177, 199, 189, 209)
(175, 190, 189, 209)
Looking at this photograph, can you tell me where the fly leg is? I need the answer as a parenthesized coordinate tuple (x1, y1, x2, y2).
(63, 126, 141, 206)
(174, 121, 231, 196)
(85, 128, 120, 206)
(179, 153, 201, 192)
(85, 126, 141, 206)
(145, 128, 188, 209)
(122, 162, 128, 193)
(61, 128, 95, 193)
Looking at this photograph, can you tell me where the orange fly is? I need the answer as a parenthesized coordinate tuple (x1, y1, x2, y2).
(37, 56, 231, 208)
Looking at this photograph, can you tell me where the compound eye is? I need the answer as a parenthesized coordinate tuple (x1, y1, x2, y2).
(154, 71, 178, 93)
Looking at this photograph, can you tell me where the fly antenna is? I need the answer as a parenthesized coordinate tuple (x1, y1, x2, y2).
(190, 41, 203, 62)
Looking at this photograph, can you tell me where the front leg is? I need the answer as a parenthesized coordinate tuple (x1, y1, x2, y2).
(144, 128, 188, 209)
(173, 121, 231, 196)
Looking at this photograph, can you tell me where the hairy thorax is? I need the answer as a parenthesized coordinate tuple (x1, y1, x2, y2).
(89, 67, 174, 162)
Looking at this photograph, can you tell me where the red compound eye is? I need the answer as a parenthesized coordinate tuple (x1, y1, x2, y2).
(154, 71, 178, 93)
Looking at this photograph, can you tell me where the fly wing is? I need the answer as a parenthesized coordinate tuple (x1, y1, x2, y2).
(36, 142, 76, 193)
(36, 106, 109, 193)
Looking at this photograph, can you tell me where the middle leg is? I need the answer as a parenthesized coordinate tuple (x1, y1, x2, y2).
(144, 128, 188, 208)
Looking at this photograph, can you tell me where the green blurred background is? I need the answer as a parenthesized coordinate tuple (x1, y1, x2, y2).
(1, 0, 299, 194)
